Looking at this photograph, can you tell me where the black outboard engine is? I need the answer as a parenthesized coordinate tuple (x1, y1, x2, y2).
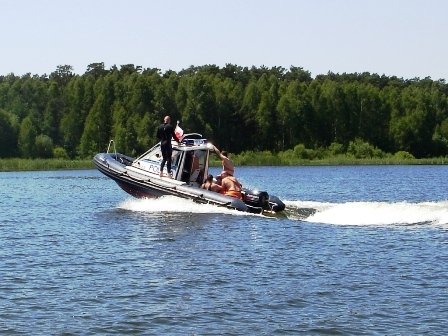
(243, 189, 269, 211)
(268, 195, 285, 212)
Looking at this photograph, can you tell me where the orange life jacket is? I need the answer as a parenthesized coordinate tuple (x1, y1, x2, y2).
(225, 190, 242, 199)
(222, 176, 242, 199)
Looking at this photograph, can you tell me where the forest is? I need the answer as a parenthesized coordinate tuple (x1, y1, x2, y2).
(0, 63, 448, 160)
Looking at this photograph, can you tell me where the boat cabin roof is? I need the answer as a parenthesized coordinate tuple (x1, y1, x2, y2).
(174, 133, 212, 151)
(136, 133, 213, 160)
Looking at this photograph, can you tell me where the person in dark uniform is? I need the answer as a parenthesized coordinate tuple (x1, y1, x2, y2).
(156, 116, 181, 178)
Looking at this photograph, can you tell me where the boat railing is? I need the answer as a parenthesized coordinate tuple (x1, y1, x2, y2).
(107, 139, 117, 159)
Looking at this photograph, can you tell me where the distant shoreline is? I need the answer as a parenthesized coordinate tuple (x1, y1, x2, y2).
(0, 157, 447, 172)
(0, 159, 94, 172)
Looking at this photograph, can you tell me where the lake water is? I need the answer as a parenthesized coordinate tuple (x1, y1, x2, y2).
(1, 165, 447, 335)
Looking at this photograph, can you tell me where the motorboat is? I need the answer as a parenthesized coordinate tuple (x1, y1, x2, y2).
(93, 133, 285, 215)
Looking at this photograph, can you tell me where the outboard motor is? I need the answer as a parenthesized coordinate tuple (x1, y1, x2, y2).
(243, 189, 269, 210)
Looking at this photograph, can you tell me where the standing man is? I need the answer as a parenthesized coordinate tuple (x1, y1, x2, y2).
(157, 116, 181, 178)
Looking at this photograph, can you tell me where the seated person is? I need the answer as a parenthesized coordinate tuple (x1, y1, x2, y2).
(201, 174, 223, 193)
(220, 171, 243, 199)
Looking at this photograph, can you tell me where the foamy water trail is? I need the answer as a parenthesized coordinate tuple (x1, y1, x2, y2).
(117, 197, 448, 226)
(286, 200, 448, 226)
(117, 196, 253, 216)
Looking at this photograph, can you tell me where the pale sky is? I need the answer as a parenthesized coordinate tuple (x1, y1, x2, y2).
(2, 0, 447, 80)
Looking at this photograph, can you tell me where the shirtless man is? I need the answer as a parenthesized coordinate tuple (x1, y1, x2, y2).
(213, 146, 234, 176)
(220, 171, 242, 199)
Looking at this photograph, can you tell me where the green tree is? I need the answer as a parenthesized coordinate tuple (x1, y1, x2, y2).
(0, 109, 18, 157)
(85, 62, 108, 79)
(181, 74, 215, 136)
(347, 138, 384, 158)
(35, 134, 54, 158)
(158, 72, 179, 119)
(239, 80, 260, 150)
(277, 81, 309, 150)
(49, 65, 74, 87)
(59, 77, 90, 157)
(307, 80, 332, 146)
(79, 77, 114, 157)
(355, 84, 390, 150)
(254, 74, 278, 149)
(210, 77, 239, 150)
(389, 86, 436, 157)
(18, 116, 38, 158)
(43, 81, 63, 142)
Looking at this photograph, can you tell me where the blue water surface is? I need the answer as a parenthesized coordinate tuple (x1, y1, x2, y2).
(0, 166, 447, 335)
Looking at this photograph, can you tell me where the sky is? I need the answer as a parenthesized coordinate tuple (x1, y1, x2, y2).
(1, 0, 447, 80)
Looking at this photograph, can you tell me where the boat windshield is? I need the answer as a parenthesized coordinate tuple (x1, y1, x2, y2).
(132, 144, 182, 175)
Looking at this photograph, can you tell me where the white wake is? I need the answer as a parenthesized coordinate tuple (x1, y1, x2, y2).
(286, 200, 448, 226)
(117, 196, 252, 216)
(117, 197, 448, 226)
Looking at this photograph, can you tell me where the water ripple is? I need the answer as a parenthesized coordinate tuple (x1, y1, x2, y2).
(1, 168, 447, 334)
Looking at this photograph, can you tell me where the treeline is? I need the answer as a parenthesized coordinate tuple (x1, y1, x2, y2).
(1, 63, 448, 159)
